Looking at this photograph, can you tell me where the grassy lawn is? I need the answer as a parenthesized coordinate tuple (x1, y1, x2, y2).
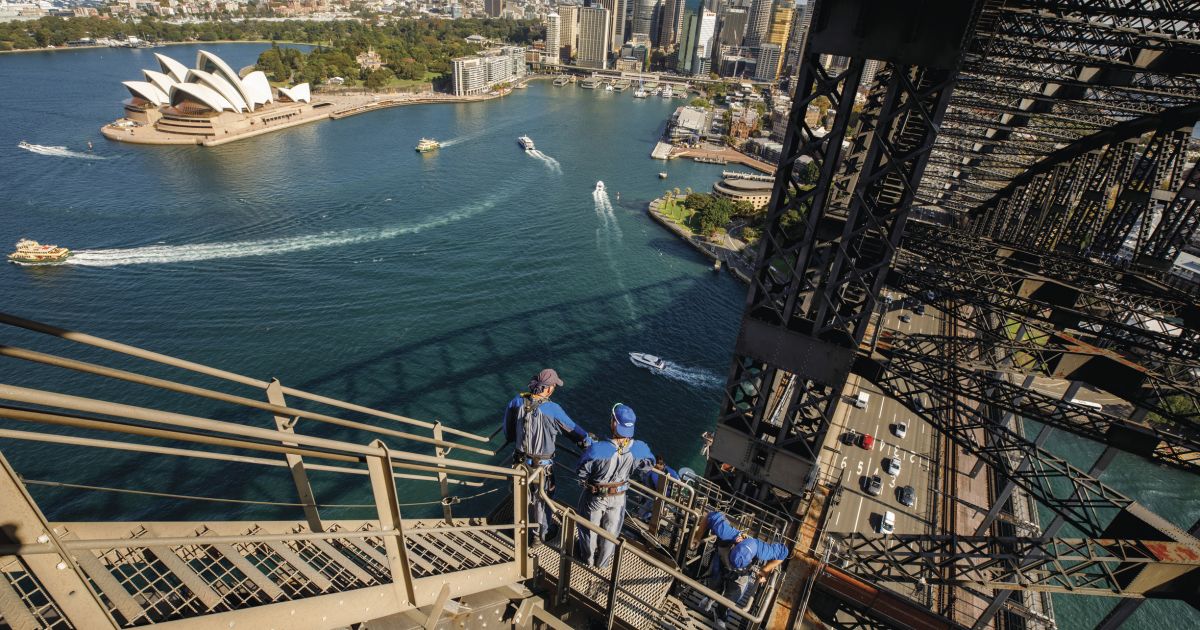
(659, 196, 698, 231)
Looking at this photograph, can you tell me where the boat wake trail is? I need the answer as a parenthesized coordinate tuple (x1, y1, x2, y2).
(68, 198, 496, 267)
(657, 361, 724, 390)
(526, 149, 562, 174)
(591, 184, 623, 242)
(19, 142, 106, 160)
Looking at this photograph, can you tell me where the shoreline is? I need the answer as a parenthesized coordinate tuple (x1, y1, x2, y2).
(0, 39, 317, 55)
(646, 196, 753, 284)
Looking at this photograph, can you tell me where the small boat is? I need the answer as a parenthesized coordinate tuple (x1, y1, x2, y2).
(18, 140, 31, 149)
(580, 78, 600, 89)
(604, 83, 614, 92)
(595, 180, 605, 192)
(518, 135, 535, 151)
(415, 138, 440, 152)
(713, 259, 722, 271)
(629, 352, 667, 371)
(9, 239, 71, 264)
(633, 88, 648, 98)
(658, 172, 668, 179)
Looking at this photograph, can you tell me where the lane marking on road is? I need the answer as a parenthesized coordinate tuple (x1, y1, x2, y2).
(853, 495, 864, 531)
(833, 510, 841, 527)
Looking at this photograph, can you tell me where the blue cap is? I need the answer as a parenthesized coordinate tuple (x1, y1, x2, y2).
(729, 538, 759, 569)
(612, 403, 637, 438)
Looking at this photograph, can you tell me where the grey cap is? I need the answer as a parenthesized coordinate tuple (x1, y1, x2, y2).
(529, 368, 564, 392)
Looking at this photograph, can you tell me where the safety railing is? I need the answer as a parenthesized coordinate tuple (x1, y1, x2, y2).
(0, 311, 494, 526)
(529, 466, 784, 629)
(0, 312, 542, 628)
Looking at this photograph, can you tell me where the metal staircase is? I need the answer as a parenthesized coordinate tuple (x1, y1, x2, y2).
(0, 312, 793, 629)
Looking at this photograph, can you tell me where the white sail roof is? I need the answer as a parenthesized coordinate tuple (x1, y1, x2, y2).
(142, 69, 177, 95)
(187, 69, 248, 112)
(154, 52, 190, 83)
(240, 71, 273, 108)
(276, 83, 311, 103)
(197, 51, 252, 111)
(169, 83, 235, 112)
(123, 80, 169, 106)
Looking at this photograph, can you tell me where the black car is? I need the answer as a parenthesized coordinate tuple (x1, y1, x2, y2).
(897, 485, 916, 507)
(863, 475, 883, 496)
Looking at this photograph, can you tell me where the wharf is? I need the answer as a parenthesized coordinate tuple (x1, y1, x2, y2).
(651, 141, 675, 160)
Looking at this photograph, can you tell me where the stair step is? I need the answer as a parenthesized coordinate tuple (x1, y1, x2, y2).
(265, 541, 333, 591)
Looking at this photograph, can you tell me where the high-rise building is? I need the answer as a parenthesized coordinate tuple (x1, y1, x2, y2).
(861, 58, 882, 89)
(692, 7, 716, 76)
(598, 0, 628, 50)
(677, 10, 698, 73)
(558, 4, 580, 59)
(754, 42, 781, 81)
(716, 6, 747, 47)
(577, 5, 612, 68)
(742, 0, 770, 47)
(484, 0, 504, 17)
(657, 0, 685, 48)
(765, 1, 791, 47)
(632, 0, 658, 40)
(544, 12, 562, 63)
(451, 46, 526, 96)
(783, 1, 810, 76)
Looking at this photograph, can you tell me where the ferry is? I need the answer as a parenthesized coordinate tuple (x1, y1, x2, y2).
(17, 140, 31, 149)
(629, 352, 667, 371)
(518, 135, 535, 151)
(414, 138, 440, 153)
(9, 239, 71, 264)
(580, 78, 600, 89)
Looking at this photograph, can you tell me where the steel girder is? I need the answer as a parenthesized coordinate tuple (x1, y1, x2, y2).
(876, 331, 1200, 472)
(710, 0, 980, 500)
(830, 534, 1200, 599)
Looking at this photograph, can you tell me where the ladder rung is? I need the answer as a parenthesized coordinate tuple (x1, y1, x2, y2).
(146, 546, 223, 610)
(265, 541, 333, 591)
(72, 548, 147, 624)
(210, 543, 284, 601)
(309, 538, 375, 585)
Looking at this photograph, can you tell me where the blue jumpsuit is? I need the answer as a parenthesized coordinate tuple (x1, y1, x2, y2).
(502, 394, 589, 543)
(575, 438, 655, 567)
(715, 537, 790, 625)
(704, 511, 745, 587)
(638, 464, 680, 519)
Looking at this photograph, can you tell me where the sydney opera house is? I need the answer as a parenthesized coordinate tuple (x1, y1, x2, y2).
(102, 50, 331, 146)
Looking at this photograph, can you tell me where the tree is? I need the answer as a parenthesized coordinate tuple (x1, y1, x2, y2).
(740, 226, 760, 244)
(365, 66, 396, 90)
(689, 97, 709, 109)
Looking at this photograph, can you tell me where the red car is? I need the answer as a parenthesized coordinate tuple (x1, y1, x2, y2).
(858, 433, 875, 450)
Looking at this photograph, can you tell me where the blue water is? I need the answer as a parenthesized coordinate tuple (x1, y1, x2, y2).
(1, 44, 1197, 630)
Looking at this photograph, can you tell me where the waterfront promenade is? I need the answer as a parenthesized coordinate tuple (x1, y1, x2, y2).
(646, 195, 754, 283)
(651, 142, 776, 174)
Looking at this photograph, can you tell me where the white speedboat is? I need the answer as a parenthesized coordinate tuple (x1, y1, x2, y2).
(518, 135, 535, 150)
(629, 352, 666, 370)
(595, 180, 605, 192)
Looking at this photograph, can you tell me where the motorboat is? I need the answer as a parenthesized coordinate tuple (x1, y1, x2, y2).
(658, 172, 668, 179)
(633, 88, 648, 98)
(9, 239, 71, 264)
(595, 180, 605, 192)
(629, 352, 667, 370)
(518, 135, 535, 150)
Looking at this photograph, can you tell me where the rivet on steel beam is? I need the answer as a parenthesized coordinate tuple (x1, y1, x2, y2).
(56, 561, 67, 570)
(37, 534, 49, 543)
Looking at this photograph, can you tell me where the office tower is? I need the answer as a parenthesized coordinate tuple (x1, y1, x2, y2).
(783, 1, 809, 75)
(599, 0, 628, 50)
(822, 54, 850, 73)
(632, 0, 658, 40)
(692, 7, 716, 76)
(544, 12, 562, 62)
(717, 6, 747, 47)
(484, 0, 504, 17)
(861, 58, 882, 88)
(657, 0, 685, 48)
(742, 0, 770, 47)
(577, 5, 612, 68)
(765, 0, 791, 47)
(677, 10, 698, 73)
(753, 42, 781, 81)
(558, 4, 580, 59)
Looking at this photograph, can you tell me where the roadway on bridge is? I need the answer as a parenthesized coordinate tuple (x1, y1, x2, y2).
(819, 297, 941, 540)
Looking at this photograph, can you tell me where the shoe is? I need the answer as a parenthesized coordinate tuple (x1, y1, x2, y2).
(709, 608, 727, 630)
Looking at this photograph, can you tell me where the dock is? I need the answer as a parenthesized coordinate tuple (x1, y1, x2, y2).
(651, 141, 675, 160)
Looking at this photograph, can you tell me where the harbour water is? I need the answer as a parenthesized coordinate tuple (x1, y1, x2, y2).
(1, 44, 1197, 630)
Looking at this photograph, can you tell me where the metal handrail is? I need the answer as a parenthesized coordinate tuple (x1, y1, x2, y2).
(1, 522, 524, 556)
(530, 467, 770, 625)
(0, 344, 492, 456)
(0, 311, 488, 443)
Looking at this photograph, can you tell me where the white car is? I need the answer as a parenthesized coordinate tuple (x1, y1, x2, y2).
(893, 422, 907, 439)
(884, 457, 901, 476)
(879, 511, 895, 535)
